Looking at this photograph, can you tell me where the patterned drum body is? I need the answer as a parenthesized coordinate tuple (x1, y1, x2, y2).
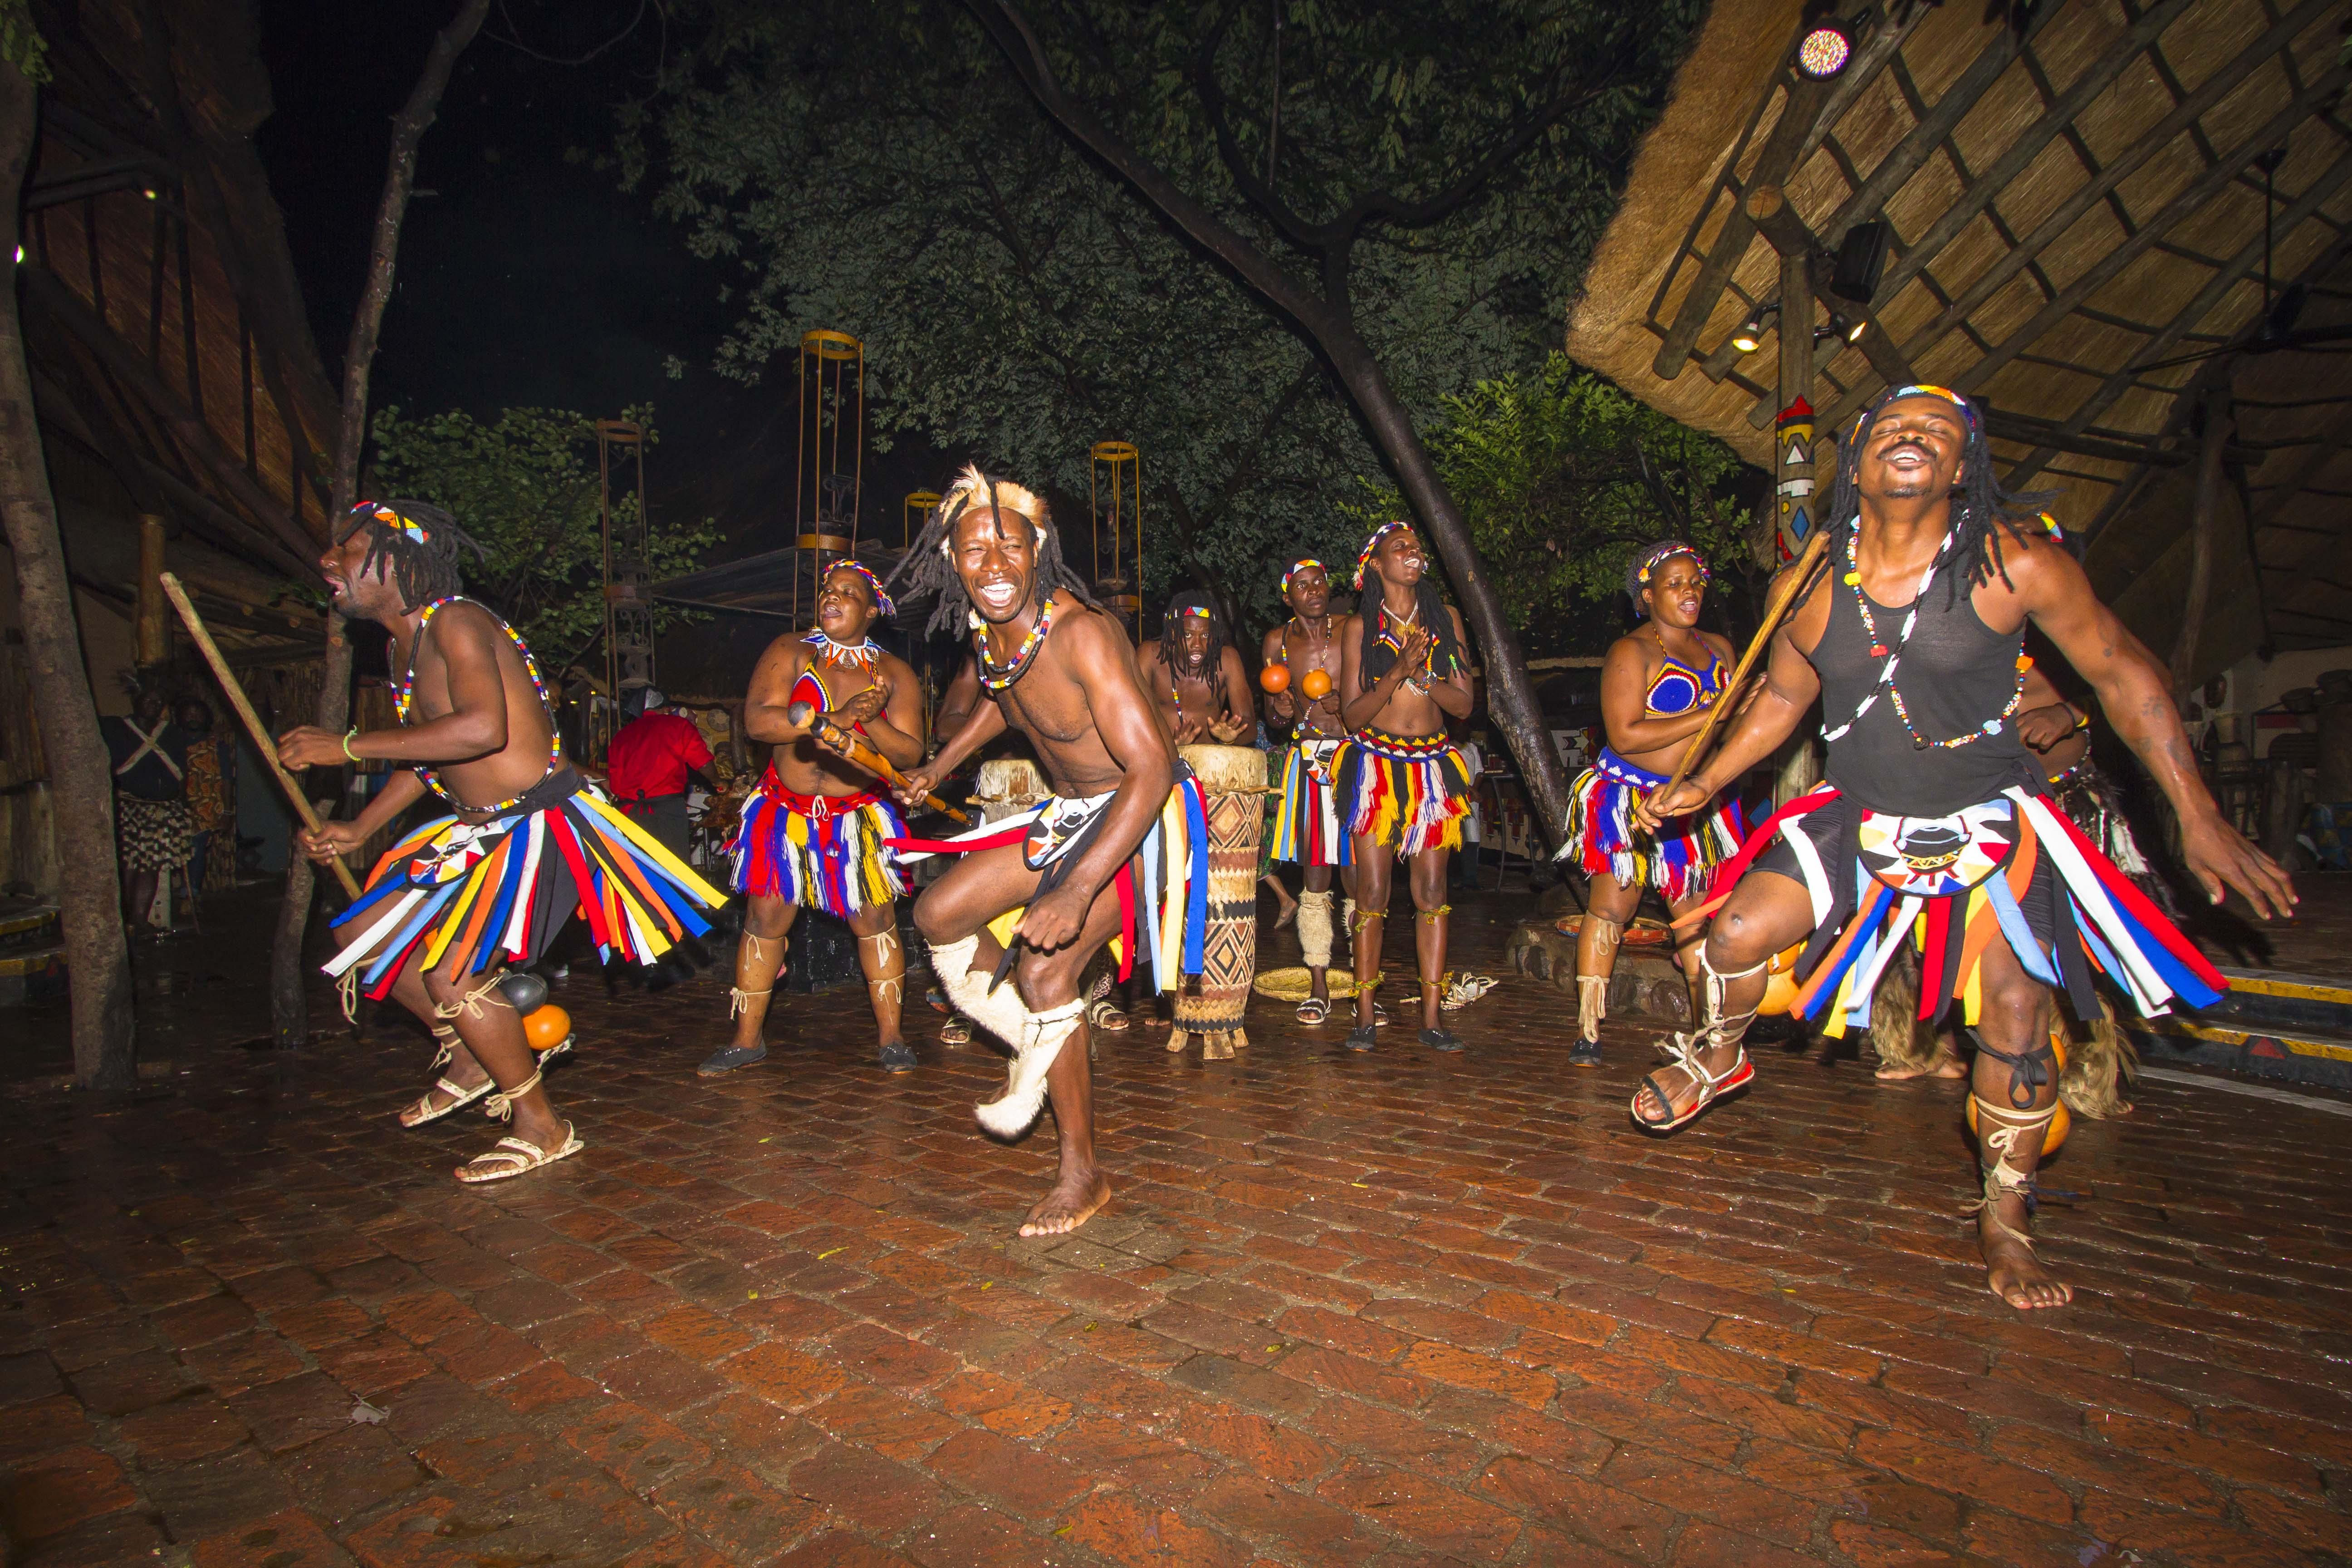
(1172, 745, 1266, 1058)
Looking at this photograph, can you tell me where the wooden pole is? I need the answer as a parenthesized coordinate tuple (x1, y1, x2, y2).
(1656, 527, 1832, 808)
(2171, 387, 2231, 697)
(161, 574, 362, 899)
(135, 513, 169, 668)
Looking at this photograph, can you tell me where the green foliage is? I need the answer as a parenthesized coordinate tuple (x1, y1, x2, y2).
(621, 0, 1705, 637)
(0, 0, 49, 83)
(1350, 355, 1761, 655)
(368, 404, 715, 654)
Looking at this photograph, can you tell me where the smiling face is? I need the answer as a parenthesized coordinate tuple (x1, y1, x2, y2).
(817, 565, 878, 642)
(1371, 529, 1427, 591)
(951, 506, 1042, 627)
(1858, 396, 1968, 504)
(319, 526, 403, 622)
(1284, 564, 1330, 619)
(1641, 554, 1708, 629)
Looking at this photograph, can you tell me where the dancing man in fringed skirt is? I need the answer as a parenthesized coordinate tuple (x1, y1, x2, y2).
(1557, 541, 1746, 1066)
(280, 501, 726, 1184)
(1636, 387, 2293, 1308)
(1263, 559, 1358, 1024)
(703, 561, 926, 1077)
(1333, 522, 1476, 1054)
(889, 466, 1201, 1237)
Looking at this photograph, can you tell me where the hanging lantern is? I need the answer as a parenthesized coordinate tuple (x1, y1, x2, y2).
(795, 329, 863, 621)
(903, 490, 941, 549)
(1089, 441, 1141, 627)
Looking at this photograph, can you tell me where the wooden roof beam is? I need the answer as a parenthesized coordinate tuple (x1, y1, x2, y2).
(1824, 55, 2348, 431)
(21, 265, 322, 577)
(2004, 159, 2352, 482)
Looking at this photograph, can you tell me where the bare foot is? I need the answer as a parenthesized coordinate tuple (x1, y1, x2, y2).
(1875, 1054, 1967, 1081)
(399, 1063, 489, 1127)
(1019, 1167, 1112, 1237)
(1982, 1212, 2072, 1310)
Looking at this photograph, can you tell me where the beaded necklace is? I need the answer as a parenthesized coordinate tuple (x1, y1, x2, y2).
(1373, 599, 1432, 695)
(393, 596, 563, 812)
(802, 629, 879, 669)
(974, 593, 1057, 691)
(1820, 527, 2028, 750)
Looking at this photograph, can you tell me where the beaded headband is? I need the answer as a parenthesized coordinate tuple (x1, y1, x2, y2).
(1282, 558, 1326, 593)
(1635, 542, 1710, 588)
(1352, 522, 1410, 589)
(349, 500, 433, 548)
(1177, 605, 1211, 619)
(826, 559, 897, 618)
(1852, 382, 1979, 446)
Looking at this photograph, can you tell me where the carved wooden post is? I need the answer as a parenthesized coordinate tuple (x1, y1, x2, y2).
(135, 513, 167, 669)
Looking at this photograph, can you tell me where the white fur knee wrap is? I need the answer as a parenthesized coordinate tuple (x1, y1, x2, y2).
(1297, 890, 1335, 970)
(933, 934, 1080, 1139)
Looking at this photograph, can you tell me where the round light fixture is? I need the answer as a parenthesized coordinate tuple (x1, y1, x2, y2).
(1732, 318, 1764, 355)
(1797, 20, 1853, 79)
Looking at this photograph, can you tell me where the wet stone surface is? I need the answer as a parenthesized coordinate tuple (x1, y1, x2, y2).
(2, 885, 2350, 1565)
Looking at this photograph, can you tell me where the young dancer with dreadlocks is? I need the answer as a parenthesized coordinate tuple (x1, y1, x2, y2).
(1333, 522, 1476, 1054)
(279, 501, 725, 1184)
(1556, 542, 1747, 1065)
(1262, 558, 1358, 1023)
(886, 465, 1200, 1237)
(1137, 590, 1253, 745)
(1636, 387, 2292, 1310)
(701, 561, 926, 1078)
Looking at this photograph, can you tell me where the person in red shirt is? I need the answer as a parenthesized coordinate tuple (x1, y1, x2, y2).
(606, 687, 715, 864)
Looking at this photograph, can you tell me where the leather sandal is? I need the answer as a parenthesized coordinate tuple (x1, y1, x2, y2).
(1631, 1033, 1754, 1132)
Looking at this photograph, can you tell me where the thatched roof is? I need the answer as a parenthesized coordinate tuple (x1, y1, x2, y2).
(1568, 0, 2350, 676)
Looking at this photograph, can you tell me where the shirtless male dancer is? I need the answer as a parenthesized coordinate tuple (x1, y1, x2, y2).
(282, 500, 724, 1182)
(1137, 591, 1254, 745)
(703, 561, 926, 1077)
(1334, 522, 1476, 1054)
(892, 467, 1185, 1236)
(1638, 385, 2292, 1309)
(1262, 559, 1357, 1022)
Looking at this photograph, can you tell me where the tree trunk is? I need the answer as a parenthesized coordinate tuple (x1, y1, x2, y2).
(970, 0, 1575, 843)
(0, 62, 136, 1087)
(268, 0, 491, 1046)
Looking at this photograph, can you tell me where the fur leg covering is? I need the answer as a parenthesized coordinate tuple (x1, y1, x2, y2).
(1577, 975, 1608, 1044)
(1297, 890, 1335, 970)
(1577, 915, 1622, 1044)
(975, 998, 1084, 1140)
(1868, 948, 1950, 1074)
(2060, 995, 2136, 1118)
(931, 935, 1029, 1049)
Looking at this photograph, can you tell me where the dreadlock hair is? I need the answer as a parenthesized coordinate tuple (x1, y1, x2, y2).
(1826, 386, 2058, 608)
(1158, 590, 1229, 677)
(889, 463, 1097, 639)
(1356, 529, 1465, 692)
(338, 499, 484, 613)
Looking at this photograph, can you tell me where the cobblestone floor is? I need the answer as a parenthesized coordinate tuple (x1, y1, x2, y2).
(3, 887, 2350, 1567)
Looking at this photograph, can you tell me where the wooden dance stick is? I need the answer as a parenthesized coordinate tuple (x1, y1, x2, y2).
(158, 573, 363, 899)
(1651, 527, 1833, 813)
(783, 700, 972, 825)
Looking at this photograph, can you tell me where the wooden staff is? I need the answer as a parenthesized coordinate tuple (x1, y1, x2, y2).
(784, 700, 971, 824)
(1653, 527, 1833, 809)
(159, 573, 363, 899)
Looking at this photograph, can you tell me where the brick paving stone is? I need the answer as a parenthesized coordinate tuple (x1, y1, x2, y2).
(11, 887, 2352, 1565)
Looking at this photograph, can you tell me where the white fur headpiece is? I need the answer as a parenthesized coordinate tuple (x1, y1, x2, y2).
(937, 463, 1049, 558)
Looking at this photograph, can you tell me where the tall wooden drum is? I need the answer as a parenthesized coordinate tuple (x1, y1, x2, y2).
(1172, 745, 1266, 1060)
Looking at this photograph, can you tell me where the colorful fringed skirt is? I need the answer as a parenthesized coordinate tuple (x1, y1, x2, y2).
(2047, 759, 2177, 917)
(1332, 729, 1470, 856)
(1558, 748, 1744, 904)
(1692, 774, 2224, 1038)
(1270, 738, 1348, 868)
(729, 768, 906, 916)
(325, 767, 727, 1001)
(889, 770, 1208, 992)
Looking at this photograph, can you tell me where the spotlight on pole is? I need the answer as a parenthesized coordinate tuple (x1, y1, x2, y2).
(1731, 302, 1779, 355)
(1796, 18, 1853, 79)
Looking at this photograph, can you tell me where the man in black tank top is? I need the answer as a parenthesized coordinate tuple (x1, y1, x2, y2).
(1637, 385, 2293, 1313)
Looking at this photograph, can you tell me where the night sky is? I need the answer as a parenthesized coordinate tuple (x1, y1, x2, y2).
(254, 0, 940, 555)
